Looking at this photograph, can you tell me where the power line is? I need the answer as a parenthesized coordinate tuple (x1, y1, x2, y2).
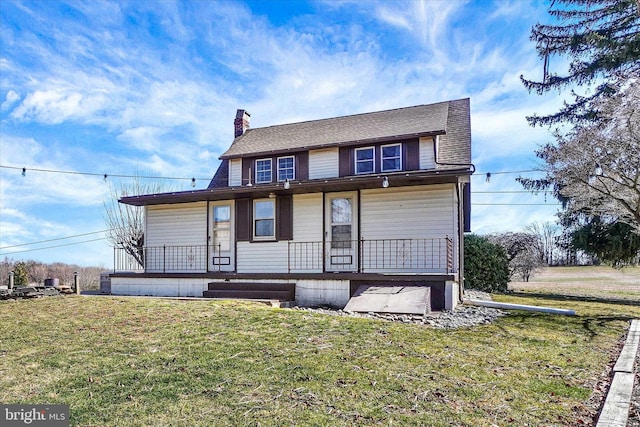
(0, 230, 110, 250)
(474, 203, 561, 206)
(472, 190, 548, 194)
(0, 237, 109, 255)
(473, 169, 542, 176)
(0, 165, 209, 182)
(2, 163, 545, 182)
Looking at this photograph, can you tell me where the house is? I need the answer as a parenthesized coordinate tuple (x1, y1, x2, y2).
(111, 98, 473, 312)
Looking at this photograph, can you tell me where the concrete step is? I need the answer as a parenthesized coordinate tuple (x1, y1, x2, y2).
(204, 282, 295, 301)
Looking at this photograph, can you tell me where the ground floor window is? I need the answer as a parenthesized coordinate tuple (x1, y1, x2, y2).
(254, 199, 275, 239)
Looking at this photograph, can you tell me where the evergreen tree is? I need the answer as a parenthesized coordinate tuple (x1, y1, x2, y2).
(521, 0, 640, 126)
(13, 262, 29, 287)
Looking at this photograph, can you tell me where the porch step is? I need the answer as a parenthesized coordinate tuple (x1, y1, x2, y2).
(203, 282, 295, 301)
(344, 285, 431, 315)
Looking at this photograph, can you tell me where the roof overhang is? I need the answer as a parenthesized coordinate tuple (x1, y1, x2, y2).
(119, 168, 473, 207)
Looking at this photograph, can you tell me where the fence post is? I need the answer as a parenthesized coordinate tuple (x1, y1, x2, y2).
(8, 271, 14, 290)
(163, 245, 166, 273)
(74, 272, 80, 295)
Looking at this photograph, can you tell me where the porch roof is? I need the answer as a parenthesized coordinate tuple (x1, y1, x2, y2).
(119, 168, 471, 206)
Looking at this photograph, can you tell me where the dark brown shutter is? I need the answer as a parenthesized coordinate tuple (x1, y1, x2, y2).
(296, 152, 309, 180)
(404, 139, 420, 171)
(339, 147, 352, 176)
(235, 198, 251, 241)
(463, 183, 471, 232)
(276, 195, 293, 241)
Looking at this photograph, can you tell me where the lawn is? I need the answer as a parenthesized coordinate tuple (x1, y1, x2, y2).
(0, 269, 638, 426)
(510, 265, 640, 302)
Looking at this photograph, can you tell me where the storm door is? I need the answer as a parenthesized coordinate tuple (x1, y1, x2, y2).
(209, 202, 234, 272)
(325, 192, 358, 272)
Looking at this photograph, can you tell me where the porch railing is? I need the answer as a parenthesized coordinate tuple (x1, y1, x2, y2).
(113, 245, 214, 273)
(113, 237, 454, 274)
(288, 237, 454, 273)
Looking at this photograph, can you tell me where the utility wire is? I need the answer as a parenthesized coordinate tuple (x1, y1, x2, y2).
(473, 168, 542, 176)
(0, 165, 209, 181)
(0, 237, 109, 255)
(474, 203, 561, 206)
(2, 164, 545, 182)
(0, 230, 110, 250)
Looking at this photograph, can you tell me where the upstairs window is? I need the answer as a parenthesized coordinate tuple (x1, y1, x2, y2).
(381, 144, 402, 172)
(255, 159, 272, 183)
(355, 147, 375, 174)
(253, 199, 275, 239)
(277, 156, 295, 181)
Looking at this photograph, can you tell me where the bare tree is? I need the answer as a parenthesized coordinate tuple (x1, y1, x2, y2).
(0, 257, 13, 287)
(525, 222, 560, 265)
(520, 79, 640, 235)
(487, 232, 545, 282)
(28, 261, 49, 285)
(48, 262, 75, 286)
(103, 176, 169, 268)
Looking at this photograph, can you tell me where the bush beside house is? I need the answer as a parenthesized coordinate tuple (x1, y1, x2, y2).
(464, 234, 509, 293)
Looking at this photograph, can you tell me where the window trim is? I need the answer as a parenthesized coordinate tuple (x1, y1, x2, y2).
(255, 158, 272, 184)
(277, 156, 295, 182)
(381, 143, 402, 172)
(253, 198, 276, 240)
(354, 146, 375, 175)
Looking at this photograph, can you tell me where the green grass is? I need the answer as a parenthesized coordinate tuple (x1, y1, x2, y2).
(1, 294, 638, 426)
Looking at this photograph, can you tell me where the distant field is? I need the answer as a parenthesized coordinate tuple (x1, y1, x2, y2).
(509, 265, 640, 302)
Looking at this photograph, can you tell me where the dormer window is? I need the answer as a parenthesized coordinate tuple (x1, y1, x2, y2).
(381, 143, 402, 172)
(355, 147, 375, 174)
(277, 156, 295, 181)
(255, 159, 272, 183)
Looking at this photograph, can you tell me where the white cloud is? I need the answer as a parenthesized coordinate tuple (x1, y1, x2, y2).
(0, 134, 110, 208)
(1, 90, 20, 111)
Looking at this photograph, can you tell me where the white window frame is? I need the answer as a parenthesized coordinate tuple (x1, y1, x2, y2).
(255, 158, 272, 184)
(354, 146, 375, 175)
(253, 199, 275, 240)
(381, 143, 402, 172)
(277, 156, 295, 181)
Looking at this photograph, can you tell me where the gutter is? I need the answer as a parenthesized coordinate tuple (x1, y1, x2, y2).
(466, 299, 576, 316)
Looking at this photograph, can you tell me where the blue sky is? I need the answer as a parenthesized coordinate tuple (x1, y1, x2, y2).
(0, 0, 567, 267)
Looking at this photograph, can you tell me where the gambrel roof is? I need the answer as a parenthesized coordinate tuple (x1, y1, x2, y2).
(220, 98, 471, 166)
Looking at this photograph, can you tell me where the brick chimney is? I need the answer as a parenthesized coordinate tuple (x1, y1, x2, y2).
(234, 109, 251, 138)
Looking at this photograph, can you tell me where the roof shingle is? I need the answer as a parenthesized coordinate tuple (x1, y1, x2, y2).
(220, 98, 470, 162)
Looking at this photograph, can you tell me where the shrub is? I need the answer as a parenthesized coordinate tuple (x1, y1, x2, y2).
(12, 262, 29, 287)
(464, 234, 509, 293)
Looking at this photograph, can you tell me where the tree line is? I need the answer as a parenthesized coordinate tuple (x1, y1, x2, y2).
(0, 257, 106, 290)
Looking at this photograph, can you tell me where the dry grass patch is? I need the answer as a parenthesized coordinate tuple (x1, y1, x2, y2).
(510, 266, 640, 301)
(0, 294, 638, 426)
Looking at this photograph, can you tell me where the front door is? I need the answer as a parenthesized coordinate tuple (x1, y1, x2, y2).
(209, 202, 234, 272)
(325, 192, 358, 272)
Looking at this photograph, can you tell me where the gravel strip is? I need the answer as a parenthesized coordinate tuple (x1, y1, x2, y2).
(293, 289, 506, 329)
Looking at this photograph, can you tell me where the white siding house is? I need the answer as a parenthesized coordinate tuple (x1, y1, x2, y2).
(114, 99, 473, 311)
